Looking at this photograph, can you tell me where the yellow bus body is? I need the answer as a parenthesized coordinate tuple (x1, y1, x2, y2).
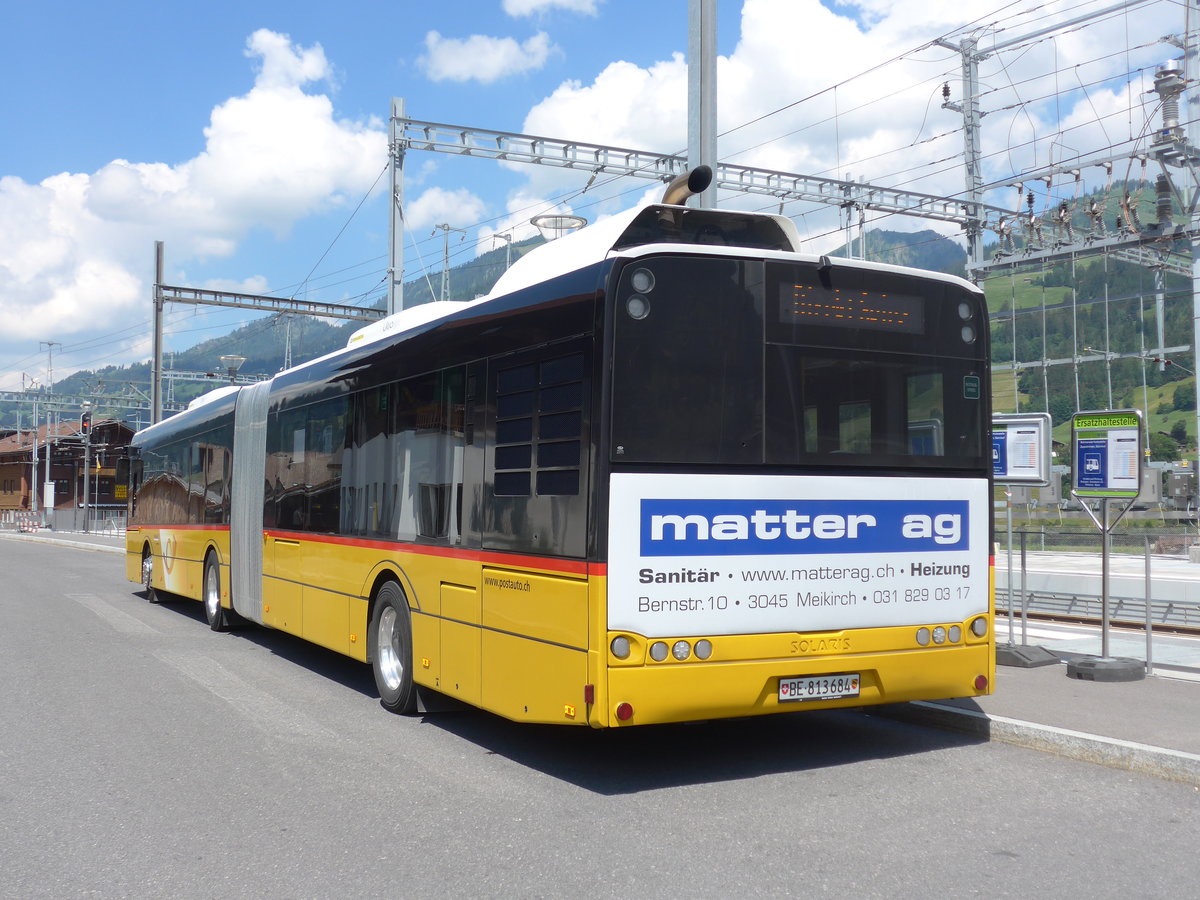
(128, 525, 994, 728)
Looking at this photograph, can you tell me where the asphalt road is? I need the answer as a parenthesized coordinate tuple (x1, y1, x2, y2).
(1, 538, 1197, 899)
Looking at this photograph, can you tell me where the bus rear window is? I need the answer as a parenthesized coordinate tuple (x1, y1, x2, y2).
(610, 256, 987, 469)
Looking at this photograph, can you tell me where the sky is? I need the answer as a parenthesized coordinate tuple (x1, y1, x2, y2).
(0, 0, 1186, 395)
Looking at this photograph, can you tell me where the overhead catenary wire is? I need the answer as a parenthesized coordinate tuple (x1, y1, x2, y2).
(3, 0, 1184, 400)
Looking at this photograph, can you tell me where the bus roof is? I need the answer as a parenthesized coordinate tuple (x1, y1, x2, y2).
(345, 202, 806, 351)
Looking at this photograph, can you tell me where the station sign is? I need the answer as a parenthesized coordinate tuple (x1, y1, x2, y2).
(992, 413, 1052, 486)
(1070, 410, 1143, 499)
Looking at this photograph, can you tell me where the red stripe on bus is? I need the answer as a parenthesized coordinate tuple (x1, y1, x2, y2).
(262, 529, 603, 577)
(133, 524, 230, 532)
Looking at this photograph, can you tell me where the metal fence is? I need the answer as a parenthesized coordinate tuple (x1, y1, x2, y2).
(0, 508, 126, 535)
(994, 525, 1198, 557)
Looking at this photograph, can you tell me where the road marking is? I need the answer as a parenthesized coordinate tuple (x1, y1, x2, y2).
(997, 624, 1090, 642)
(155, 650, 339, 743)
(68, 593, 159, 635)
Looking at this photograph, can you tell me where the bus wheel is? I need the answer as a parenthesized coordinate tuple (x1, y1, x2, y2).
(142, 548, 159, 604)
(203, 554, 228, 632)
(369, 581, 416, 714)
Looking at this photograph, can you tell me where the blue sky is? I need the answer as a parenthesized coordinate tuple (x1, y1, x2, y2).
(0, 0, 1182, 391)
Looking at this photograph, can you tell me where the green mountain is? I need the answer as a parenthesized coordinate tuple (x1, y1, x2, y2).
(830, 228, 967, 278)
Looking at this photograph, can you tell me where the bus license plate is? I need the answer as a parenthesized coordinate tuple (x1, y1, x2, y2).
(778, 674, 860, 702)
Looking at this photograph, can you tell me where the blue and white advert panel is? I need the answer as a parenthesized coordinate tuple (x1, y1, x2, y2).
(607, 473, 990, 637)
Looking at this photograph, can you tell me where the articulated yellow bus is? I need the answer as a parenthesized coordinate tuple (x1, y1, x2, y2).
(126, 168, 994, 727)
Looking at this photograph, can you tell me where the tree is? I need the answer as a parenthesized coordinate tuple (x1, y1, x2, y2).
(1174, 383, 1195, 411)
(1170, 420, 1188, 444)
(1149, 431, 1179, 462)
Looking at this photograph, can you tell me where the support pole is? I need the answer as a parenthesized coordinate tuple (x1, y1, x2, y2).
(1005, 489, 1014, 644)
(688, 0, 717, 209)
(152, 241, 164, 425)
(388, 97, 406, 315)
(30, 398, 38, 515)
(82, 402, 91, 534)
(937, 37, 984, 278)
(1100, 498, 1111, 658)
(1187, 4, 1200, 510)
(433, 224, 466, 302)
(1145, 535, 1154, 675)
(960, 37, 984, 275)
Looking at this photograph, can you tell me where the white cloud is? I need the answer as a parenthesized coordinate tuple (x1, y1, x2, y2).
(0, 29, 386, 370)
(243, 28, 333, 90)
(419, 31, 555, 83)
(503, 0, 599, 16)
(406, 186, 488, 231)
(523, 54, 689, 153)
(515, 0, 1178, 252)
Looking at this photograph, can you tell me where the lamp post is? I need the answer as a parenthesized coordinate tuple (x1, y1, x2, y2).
(492, 231, 514, 270)
(219, 354, 246, 384)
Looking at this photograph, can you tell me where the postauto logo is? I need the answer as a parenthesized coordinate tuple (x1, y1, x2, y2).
(639, 499, 969, 557)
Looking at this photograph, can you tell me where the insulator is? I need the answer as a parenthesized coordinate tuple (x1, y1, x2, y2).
(1155, 67, 1186, 143)
(1156, 174, 1174, 225)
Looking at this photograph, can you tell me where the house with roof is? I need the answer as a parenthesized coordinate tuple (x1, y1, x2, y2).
(0, 418, 135, 527)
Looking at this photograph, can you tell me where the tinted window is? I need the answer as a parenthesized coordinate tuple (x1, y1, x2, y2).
(611, 256, 988, 470)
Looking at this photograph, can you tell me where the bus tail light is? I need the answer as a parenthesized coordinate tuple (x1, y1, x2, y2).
(671, 640, 691, 660)
(971, 616, 988, 637)
(611, 636, 631, 659)
(694, 639, 713, 660)
(649, 641, 669, 661)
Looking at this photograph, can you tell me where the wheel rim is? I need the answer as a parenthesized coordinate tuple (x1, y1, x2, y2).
(142, 554, 153, 589)
(204, 562, 220, 621)
(376, 605, 403, 691)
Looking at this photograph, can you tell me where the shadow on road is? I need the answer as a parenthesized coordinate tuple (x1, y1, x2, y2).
(425, 699, 988, 795)
(140, 587, 378, 698)
(141, 586, 988, 794)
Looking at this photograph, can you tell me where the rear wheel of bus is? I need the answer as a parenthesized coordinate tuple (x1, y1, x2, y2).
(370, 581, 416, 714)
(203, 552, 229, 632)
(141, 546, 158, 604)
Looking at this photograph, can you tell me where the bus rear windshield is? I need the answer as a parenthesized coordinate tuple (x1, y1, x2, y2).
(610, 256, 987, 470)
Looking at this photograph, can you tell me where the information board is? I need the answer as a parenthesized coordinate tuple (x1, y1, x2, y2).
(992, 413, 1052, 486)
(1070, 410, 1143, 498)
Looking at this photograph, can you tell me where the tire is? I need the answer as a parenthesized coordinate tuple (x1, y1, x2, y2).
(203, 553, 228, 632)
(369, 581, 417, 714)
(142, 547, 159, 604)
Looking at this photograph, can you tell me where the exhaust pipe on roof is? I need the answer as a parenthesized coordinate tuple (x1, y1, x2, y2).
(661, 165, 713, 205)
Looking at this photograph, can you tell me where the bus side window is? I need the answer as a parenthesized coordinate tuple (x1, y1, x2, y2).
(305, 397, 347, 534)
(493, 352, 584, 498)
(484, 343, 590, 558)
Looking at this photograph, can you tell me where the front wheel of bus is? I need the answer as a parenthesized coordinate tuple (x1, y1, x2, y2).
(370, 582, 416, 714)
(203, 554, 228, 632)
(142, 548, 159, 604)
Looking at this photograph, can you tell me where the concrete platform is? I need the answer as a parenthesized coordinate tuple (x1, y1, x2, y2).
(876, 659, 1200, 785)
